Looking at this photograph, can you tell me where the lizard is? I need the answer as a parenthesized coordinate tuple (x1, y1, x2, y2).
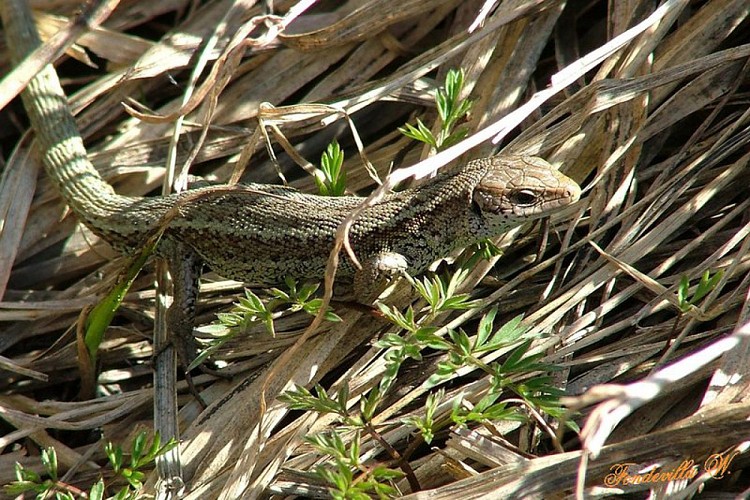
(2, 0, 581, 362)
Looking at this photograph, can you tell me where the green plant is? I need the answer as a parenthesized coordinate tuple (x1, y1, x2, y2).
(105, 431, 177, 496)
(308, 432, 403, 499)
(5, 432, 176, 500)
(280, 385, 405, 498)
(192, 277, 341, 370)
(677, 269, 723, 313)
(374, 268, 480, 394)
(314, 140, 347, 196)
(399, 68, 473, 151)
(279, 266, 569, 496)
(6, 447, 84, 500)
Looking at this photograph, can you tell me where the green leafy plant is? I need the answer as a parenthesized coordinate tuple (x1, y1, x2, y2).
(314, 140, 347, 196)
(105, 431, 177, 495)
(399, 68, 473, 151)
(280, 384, 404, 498)
(309, 432, 403, 499)
(280, 266, 569, 496)
(5, 447, 80, 500)
(5, 432, 176, 500)
(267, 277, 342, 322)
(281, 383, 362, 427)
(401, 389, 444, 445)
(192, 277, 340, 370)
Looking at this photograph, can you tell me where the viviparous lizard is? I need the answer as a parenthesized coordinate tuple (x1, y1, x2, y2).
(2, 0, 581, 295)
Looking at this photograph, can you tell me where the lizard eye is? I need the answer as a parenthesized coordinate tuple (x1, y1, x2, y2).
(508, 189, 538, 206)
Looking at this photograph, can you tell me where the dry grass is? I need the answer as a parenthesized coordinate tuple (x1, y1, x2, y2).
(1, 0, 750, 498)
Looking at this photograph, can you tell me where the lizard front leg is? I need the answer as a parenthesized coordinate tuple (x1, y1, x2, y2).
(354, 251, 409, 303)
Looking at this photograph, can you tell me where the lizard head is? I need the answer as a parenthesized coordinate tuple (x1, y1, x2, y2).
(471, 156, 581, 226)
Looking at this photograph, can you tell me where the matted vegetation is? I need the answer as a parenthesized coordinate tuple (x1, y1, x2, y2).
(1, 0, 750, 498)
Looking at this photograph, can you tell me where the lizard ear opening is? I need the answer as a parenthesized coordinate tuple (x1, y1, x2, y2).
(471, 195, 485, 216)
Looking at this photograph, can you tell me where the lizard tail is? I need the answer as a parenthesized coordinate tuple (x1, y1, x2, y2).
(2, 0, 134, 226)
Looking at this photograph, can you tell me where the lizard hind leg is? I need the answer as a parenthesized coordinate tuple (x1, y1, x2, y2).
(353, 251, 409, 303)
(159, 239, 210, 405)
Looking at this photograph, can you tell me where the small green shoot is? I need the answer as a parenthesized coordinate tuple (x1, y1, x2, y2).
(314, 140, 347, 196)
(400, 118, 437, 148)
(268, 277, 342, 322)
(280, 384, 407, 496)
(106, 431, 178, 492)
(422, 312, 540, 389)
(5, 448, 64, 498)
(307, 432, 403, 499)
(399, 68, 473, 151)
(190, 288, 273, 369)
(450, 390, 523, 427)
(401, 389, 444, 444)
(677, 269, 723, 313)
(279, 383, 362, 427)
(409, 273, 480, 315)
(472, 239, 504, 261)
